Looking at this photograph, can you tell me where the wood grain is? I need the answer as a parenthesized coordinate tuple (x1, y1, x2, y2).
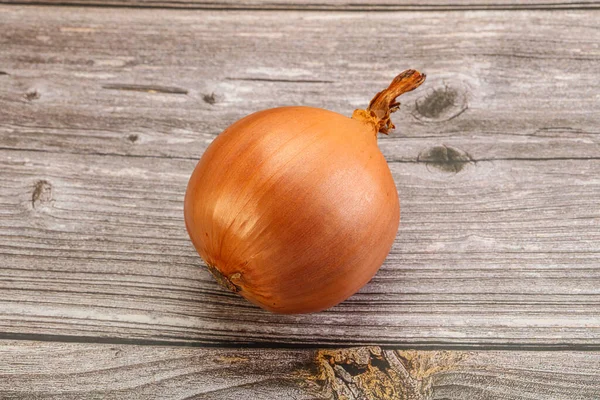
(1, 148, 599, 346)
(0, 6, 599, 346)
(2, 340, 600, 399)
(1, 0, 599, 10)
(1, 7, 599, 162)
(0, 340, 320, 400)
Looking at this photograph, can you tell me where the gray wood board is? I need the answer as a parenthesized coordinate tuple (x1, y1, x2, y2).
(2, 340, 600, 399)
(1, 150, 599, 346)
(0, 7, 599, 346)
(1, 0, 599, 10)
(1, 8, 599, 162)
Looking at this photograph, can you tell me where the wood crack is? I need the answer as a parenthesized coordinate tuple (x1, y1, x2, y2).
(3, 332, 600, 350)
(2, 146, 599, 163)
(226, 77, 334, 83)
(102, 84, 189, 95)
(1, 1, 600, 11)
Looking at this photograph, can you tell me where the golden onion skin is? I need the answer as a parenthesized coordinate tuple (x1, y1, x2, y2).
(184, 70, 425, 314)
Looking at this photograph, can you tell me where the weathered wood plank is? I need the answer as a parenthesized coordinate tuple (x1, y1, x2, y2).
(0, 340, 320, 400)
(1, 148, 599, 346)
(1, 7, 599, 346)
(2, 340, 600, 399)
(1, 7, 599, 163)
(1, 0, 599, 10)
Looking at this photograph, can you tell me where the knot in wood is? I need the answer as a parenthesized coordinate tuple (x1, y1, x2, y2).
(32, 180, 53, 209)
(413, 84, 468, 122)
(418, 145, 472, 173)
(316, 347, 434, 400)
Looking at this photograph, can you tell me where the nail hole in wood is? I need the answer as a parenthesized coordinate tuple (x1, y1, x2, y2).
(203, 93, 216, 104)
(24, 89, 40, 101)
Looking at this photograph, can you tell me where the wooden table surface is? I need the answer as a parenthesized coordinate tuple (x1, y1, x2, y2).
(1, 1, 600, 398)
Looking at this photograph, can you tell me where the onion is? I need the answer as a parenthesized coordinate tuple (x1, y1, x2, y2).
(184, 70, 426, 314)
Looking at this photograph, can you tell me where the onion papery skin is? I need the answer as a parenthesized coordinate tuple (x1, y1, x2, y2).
(184, 71, 425, 314)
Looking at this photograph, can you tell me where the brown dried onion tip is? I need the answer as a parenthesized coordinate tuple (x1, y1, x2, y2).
(184, 70, 426, 314)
